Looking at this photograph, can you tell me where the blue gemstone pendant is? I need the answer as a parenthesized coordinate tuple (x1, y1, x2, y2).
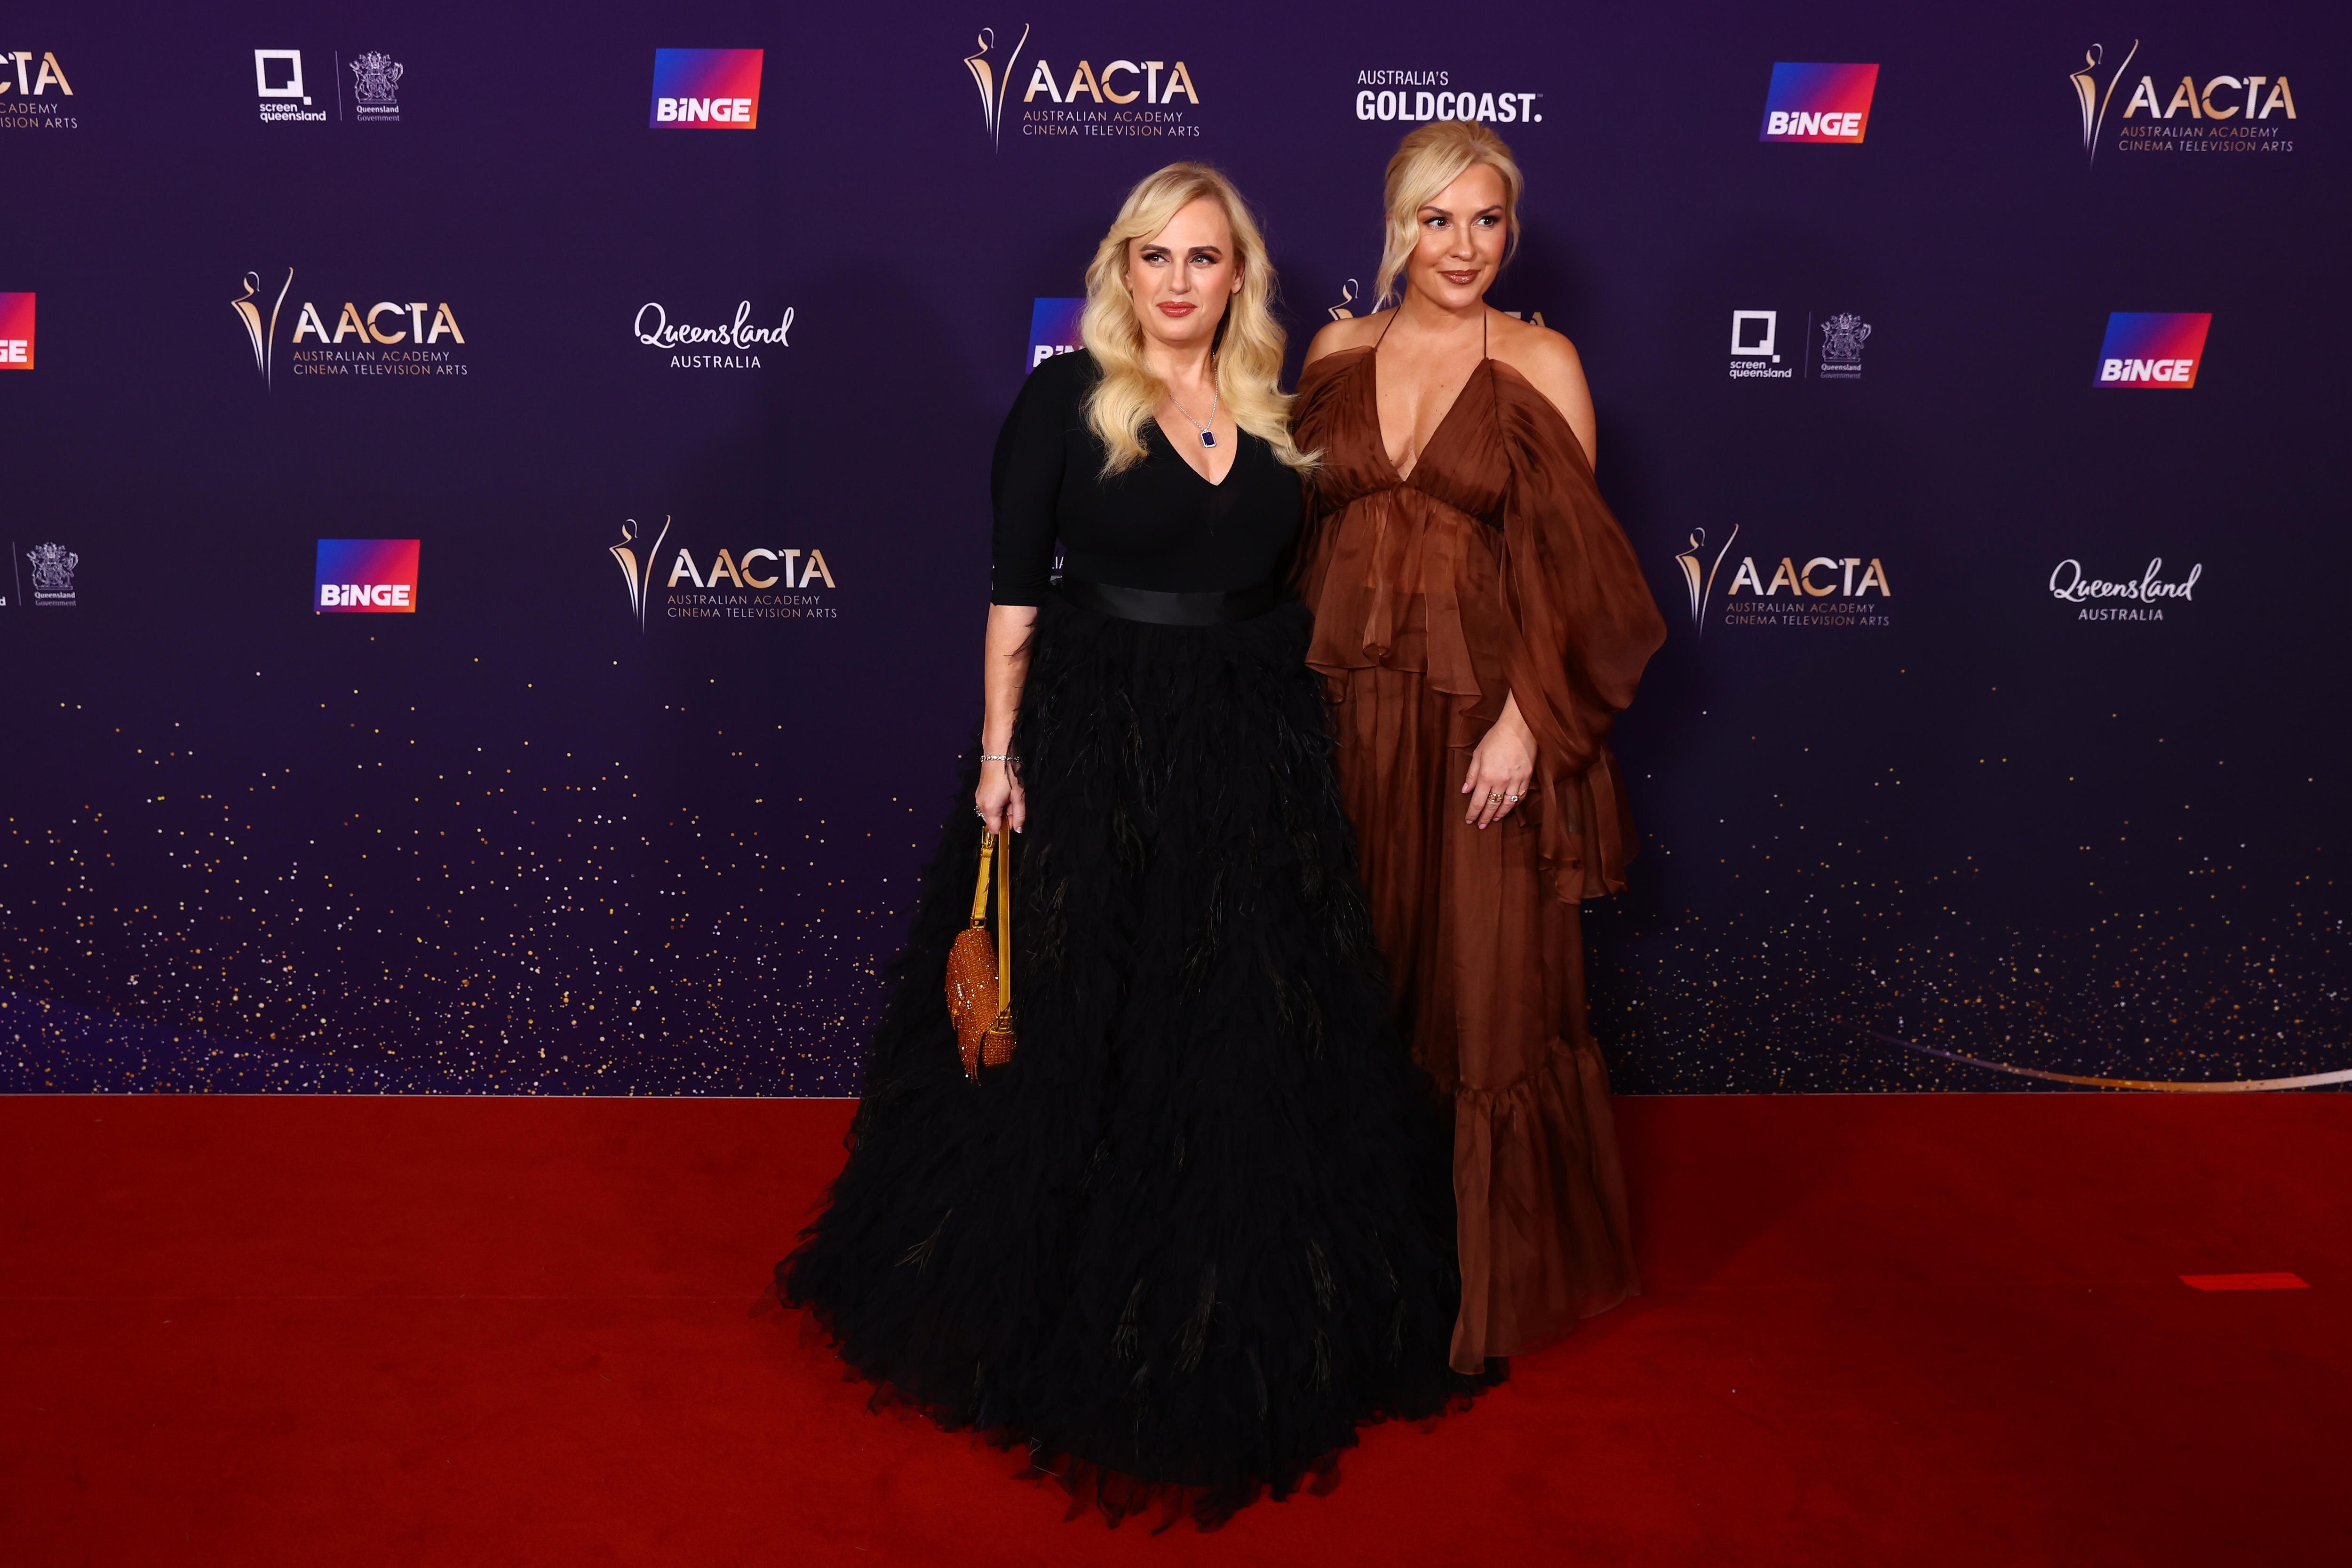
(1200, 431, 1217, 448)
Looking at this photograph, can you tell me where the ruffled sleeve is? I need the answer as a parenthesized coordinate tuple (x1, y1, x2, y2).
(1493, 377, 1666, 902)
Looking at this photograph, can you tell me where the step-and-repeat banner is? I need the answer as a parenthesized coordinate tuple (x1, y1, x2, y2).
(2, 4, 2342, 1095)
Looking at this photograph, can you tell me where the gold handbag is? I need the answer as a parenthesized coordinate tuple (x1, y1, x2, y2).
(944, 829, 1016, 1080)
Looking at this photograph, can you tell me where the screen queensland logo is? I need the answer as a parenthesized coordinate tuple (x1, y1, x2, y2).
(1, 48, 77, 131)
(1726, 308, 1877, 382)
(2070, 42, 2297, 166)
(650, 48, 763, 128)
(1027, 297, 1084, 371)
(607, 518, 838, 629)
(2093, 312, 2210, 390)
(252, 48, 405, 125)
(964, 25, 1202, 145)
(315, 539, 421, 613)
(1758, 63, 1878, 143)
(231, 269, 470, 386)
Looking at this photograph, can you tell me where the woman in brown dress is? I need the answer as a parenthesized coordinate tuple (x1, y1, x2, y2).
(1294, 121, 1667, 1374)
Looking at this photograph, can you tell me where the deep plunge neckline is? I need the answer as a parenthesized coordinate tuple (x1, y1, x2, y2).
(1151, 412, 1235, 488)
(1367, 344, 1490, 486)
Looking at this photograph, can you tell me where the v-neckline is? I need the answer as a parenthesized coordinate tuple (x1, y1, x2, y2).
(1367, 345, 1488, 487)
(1153, 416, 1234, 488)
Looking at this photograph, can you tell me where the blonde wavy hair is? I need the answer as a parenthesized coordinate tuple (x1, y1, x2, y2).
(1374, 120, 1525, 310)
(1080, 162, 1311, 474)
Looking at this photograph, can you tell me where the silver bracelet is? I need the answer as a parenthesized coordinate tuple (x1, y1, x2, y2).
(979, 753, 1016, 763)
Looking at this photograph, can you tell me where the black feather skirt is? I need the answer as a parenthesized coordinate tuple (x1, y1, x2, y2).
(777, 593, 1495, 1528)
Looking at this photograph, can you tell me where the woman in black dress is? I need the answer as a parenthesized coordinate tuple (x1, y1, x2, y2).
(778, 163, 1489, 1528)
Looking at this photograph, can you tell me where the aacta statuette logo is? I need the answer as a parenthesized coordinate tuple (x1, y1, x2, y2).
(964, 25, 1029, 148)
(2071, 42, 2296, 164)
(609, 517, 670, 630)
(1673, 525, 1739, 638)
(971, 25, 1204, 141)
(1676, 534, 1893, 631)
(630, 524, 840, 623)
(0, 291, 34, 368)
(2049, 557, 2200, 623)
(26, 541, 78, 608)
(0, 49, 77, 131)
(233, 270, 469, 382)
(633, 300, 793, 370)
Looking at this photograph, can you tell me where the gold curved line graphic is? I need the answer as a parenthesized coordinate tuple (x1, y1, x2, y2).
(1852, 1024, 2352, 1092)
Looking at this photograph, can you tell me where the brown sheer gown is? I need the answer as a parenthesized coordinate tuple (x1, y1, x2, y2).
(1292, 337, 1666, 1373)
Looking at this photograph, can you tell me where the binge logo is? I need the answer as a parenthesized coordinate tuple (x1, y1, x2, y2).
(1027, 297, 1084, 371)
(2094, 312, 2210, 389)
(0, 292, 32, 368)
(1759, 63, 1878, 143)
(650, 49, 763, 128)
(315, 538, 421, 613)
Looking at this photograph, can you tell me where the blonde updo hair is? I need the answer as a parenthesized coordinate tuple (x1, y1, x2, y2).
(1374, 120, 1525, 310)
(1080, 162, 1311, 475)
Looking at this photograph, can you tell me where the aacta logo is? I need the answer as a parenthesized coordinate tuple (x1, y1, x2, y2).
(2070, 42, 2297, 165)
(2094, 312, 2210, 389)
(0, 292, 32, 368)
(650, 48, 763, 128)
(1759, 63, 1878, 143)
(234, 269, 469, 384)
(1027, 297, 1083, 370)
(315, 539, 421, 613)
(0, 49, 76, 130)
(968, 25, 1203, 143)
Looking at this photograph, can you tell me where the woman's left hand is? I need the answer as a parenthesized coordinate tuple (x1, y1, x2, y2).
(1462, 697, 1536, 829)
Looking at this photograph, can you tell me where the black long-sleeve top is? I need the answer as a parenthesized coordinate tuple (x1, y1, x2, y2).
(988, 349, 1304, 606)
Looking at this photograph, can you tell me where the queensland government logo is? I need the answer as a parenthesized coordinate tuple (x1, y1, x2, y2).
(2049, 557, 2200, 622)
(966, 25, 1201, 143)
(350, 52, 402, 120)
(1728, 309, 1875, 382)
(25, 541, 78, 608)
(1675, 526, 1892, 632)
(1351, 71, 1543, 126)
(2093, 312, 2209, 389)
(0, 292, 32, 368)
(650, 48, 763, 127)
(232, 269, 469, 385)
(315, 539, 420, 613)
(607, 520, 838, 627)
(2071, 43, 2296, 166)
(633, 300, 793, 369)
(0, 49, 76, 130)
(1758, 63, 1878, 143)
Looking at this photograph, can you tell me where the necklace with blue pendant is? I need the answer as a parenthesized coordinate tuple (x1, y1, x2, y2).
(1168, 380, 1220, 448)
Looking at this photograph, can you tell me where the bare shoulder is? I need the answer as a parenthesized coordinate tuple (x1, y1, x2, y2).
(1304, 310, 1388, 366)
(1487, 313, 1590, 407)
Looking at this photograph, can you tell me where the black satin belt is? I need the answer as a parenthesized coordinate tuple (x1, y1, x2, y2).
(1056, 576, 1279, 626)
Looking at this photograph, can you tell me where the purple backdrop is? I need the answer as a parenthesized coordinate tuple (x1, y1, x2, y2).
(2, 1, 2344, 1095)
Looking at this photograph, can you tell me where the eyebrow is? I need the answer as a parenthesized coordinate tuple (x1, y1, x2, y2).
(1419, 204, 1506, 216)
(1142, 242, 1225, 256)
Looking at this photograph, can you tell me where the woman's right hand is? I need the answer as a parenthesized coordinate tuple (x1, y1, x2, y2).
(976, 758, 1026, 836)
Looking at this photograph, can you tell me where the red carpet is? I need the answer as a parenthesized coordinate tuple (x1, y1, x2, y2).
(2, 1093, 2344, 1565)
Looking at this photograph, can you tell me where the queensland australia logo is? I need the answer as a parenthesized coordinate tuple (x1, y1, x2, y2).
(232, 269, 469, 385)
(1728, 309, 1875, 382)
(1027, 297, 1084, 371)
(1676, 525, 1892, 632)
(651, 48, 763, 128)
(0, 292, 32, 368)
(967, 26, 1202, 143)
(609, 520, 839, 626)
(2071, 42, 2296, 166)
(633, 300, 793, 370)
(1352, 71, 1544, 127)
(1759, 63, 1878, 143)
(25, 541, 78, 608)
(2050, 556, 2200, 623)
(315, 539, 419, 613)
(2094, 312, 2209, 390)
(0, 49, 77, 130)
